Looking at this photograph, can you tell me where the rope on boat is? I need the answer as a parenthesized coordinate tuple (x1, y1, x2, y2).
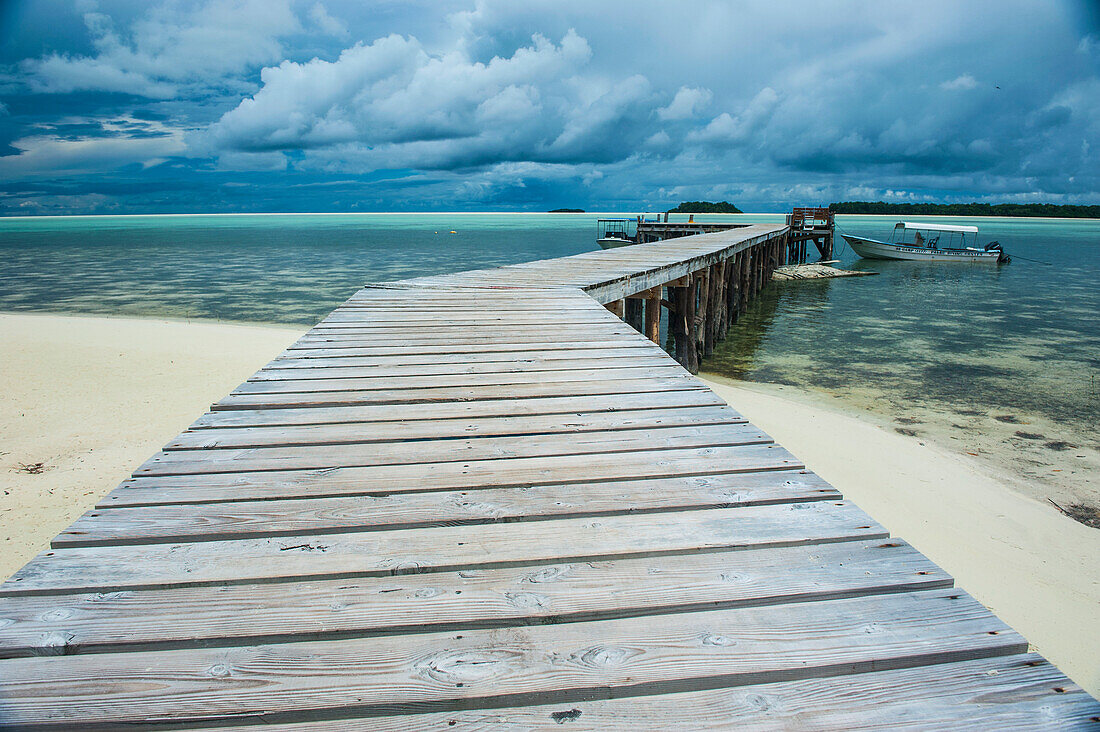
(1007, 253, 1052, 265)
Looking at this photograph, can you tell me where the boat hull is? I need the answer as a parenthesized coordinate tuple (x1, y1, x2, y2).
(597, 236, 635, 250)
(842, 235, 1001, 263)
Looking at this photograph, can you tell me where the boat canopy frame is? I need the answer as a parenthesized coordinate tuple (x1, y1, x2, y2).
(893, 222, 979, 234)
(597, 218, 636, 241)
(889, 221, 980, 249)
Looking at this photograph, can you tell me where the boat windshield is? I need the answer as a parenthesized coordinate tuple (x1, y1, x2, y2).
(890, 223, 980, 250)
(597, 219, 635, 239)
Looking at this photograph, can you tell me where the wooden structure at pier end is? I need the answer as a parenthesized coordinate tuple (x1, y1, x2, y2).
(0, 224, 1096, 728)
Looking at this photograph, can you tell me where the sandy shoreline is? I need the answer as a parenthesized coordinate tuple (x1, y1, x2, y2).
(1, 311, 1096, 697)
(699, 375, 1099, 697)
(0, 312, 303, 579)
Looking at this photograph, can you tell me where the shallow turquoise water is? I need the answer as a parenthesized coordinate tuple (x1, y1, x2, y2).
(0, 214, 601, 324)
(1, 212, 1097, 443)
(710, 215, 1100, 443)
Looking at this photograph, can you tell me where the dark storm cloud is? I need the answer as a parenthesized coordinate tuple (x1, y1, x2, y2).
(0, 0, 1098, 213)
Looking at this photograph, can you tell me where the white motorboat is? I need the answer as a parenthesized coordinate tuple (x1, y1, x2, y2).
(596, 218, 636, 249)
(843, 222, 1009, 263)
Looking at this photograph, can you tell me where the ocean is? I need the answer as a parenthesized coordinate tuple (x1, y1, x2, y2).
(2, 212, 1097, 478)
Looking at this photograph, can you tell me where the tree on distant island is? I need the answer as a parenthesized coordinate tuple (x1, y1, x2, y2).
(666, 201, 743, 214)
(548, 208, 585, 213)
(829, 201, 1100, 218)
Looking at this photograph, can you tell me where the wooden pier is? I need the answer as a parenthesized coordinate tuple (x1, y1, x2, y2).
(0, 224, 1096, 728)
(635, 220, 747, 243)
(785, 207, 835, 261)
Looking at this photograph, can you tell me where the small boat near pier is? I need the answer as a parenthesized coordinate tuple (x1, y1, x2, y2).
(843, 222, 1009, 263)
(596, 218, 636, 249)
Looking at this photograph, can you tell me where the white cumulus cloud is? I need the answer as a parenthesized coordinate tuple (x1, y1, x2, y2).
(658, 86, 712, 120)
(203, 29, 666, 172)
(940, 73, 978, 91)
(21, 0, 301, 98)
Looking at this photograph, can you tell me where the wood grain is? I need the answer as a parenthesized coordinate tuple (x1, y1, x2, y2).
(58, 469, 836, 546)
(103, 444, 806, 506)
(0, 540, 944, 657)
(0, 589, 1025, 727)
(5, 501, 886, 595)
(199, 655, 1100, 731)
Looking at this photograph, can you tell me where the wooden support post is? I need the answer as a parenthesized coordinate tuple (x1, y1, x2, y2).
(741, 250, 749, 314)
(758, 244, 766, 292)
(747, 247, 757, 301)
(606, 299, 625, 318)
(727, 255, 740, 325)
(644, 288, 661, 344)
(624, 298, 644, 332)
(703, 263, 721, 357)
(716, 261, 730, 340)
(694, 268, 709, 360)
(669, 281, 698, 374)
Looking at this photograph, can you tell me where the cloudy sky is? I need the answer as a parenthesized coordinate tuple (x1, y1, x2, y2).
(1, 0, 1098, 214)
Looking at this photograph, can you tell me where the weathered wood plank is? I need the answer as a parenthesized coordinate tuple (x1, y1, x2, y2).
(290, 334, 647, 349)
(212, 374, 706, 409)
(276, 339, 657, 359)
(57, 469, 836, 546)
(245, 356, 679, 384)
(196, 655, 1100, 731)
(134, 423, 775, 476)
(102, 445, 806, 507)
(290, 328, 647, 347)
(313, 314, 621, 327)
(268, 344, 657, 367)
(0, 589, 1024, 727)
(170, 405, 743, 450)
(3, 501, 885, 595)
(286, 334, 649, 351)
(0, 540, 943, 657)
(230, 365, 688, 394)
(188, 389, 729, 429)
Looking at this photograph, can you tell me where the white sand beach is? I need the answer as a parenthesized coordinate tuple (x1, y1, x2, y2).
(1, 311, 1096, 697)
(0, 312, 302, 580)
(701, 375, 1100, 698)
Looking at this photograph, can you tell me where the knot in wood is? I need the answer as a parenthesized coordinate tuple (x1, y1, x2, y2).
(39, 607, 74, 622)
(89, 591, 127, 602)
(742, 692, 772, 713)
(414, 587, 444, 599)
(414, 649, 522, 685)
(205, 664, 231, 678)
(521, 565, 572, 584)
(699, 633, 737, 647)
(504, 591, 550, 610)
(569, 644, 644, 669)
(38, 632, 76, 656)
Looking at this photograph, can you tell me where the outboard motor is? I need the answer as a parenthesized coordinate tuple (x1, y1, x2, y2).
(984, 241, 1011, 264)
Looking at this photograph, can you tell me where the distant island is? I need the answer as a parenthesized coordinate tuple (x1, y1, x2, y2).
(666, 201, 743, 214)
(830, 201, 1100, 218)
(548, 208, 585, 213)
